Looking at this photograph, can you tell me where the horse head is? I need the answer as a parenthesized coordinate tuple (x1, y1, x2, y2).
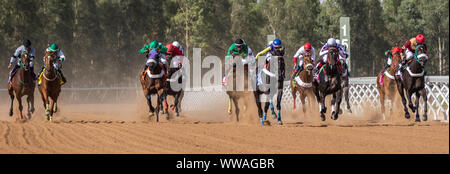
(44, 51, 56, 74)
(327, 46, 339, 74)
(147, 50, 160, 71)
(415, 44, 428, 67)
(20, 50, 31, 71)
(302, 52, 314, 73)
(390, 47, 402, 71)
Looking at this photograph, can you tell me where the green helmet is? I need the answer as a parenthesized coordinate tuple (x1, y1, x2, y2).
(48, 43, 59, 52)
(149, 40, 159, 49)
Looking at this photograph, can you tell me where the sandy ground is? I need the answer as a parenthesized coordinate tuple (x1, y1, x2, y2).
(0, 100, 448, 154)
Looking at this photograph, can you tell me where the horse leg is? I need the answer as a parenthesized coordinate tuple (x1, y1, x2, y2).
(155, 94, 160, 122)
(379, 89, 386, 116)
(407, 90, 416, 113)
(291, 87, 297, 110)
(49, 98, 55, 121)
(331, 93, 337, 118)
(173, 93, 180, 116)
(419, 89, 428, 121)
(146, 94, 154, 116)
(396, 80, 410, 119)
(333, 90, 342, 120)
(414, 92, 421, 122)
(344, 86, 352, 113)
(162, 92, 169, 120)
(227, 97, 232, 115)
(9, 92, 14, 117)
(300, 92, 306, 116)
(254, 92, 264, 125)
(232, 97, 240, 122)
(16, 95, 24, 120)
(26, 95, 33, 119)
(276, 88, 283, 125)
(319, 93, 326, 121)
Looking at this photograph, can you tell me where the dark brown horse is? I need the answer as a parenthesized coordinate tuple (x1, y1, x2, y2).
(8, 51, 35, 120)
(38, 51, 62, 121)
(376, 50, 401, 117)
(291, 53, 315, 117)
(253, 55, 285, 125)
(140, 50, 168, 122)
(164, 54, 184, 116)
(396, 44, 428, 122)
(313, 46, 342, 121)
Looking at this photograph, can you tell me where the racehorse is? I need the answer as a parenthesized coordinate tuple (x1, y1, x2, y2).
(8, 51, 35, 120)
(396, 44, 428, 122)
(313, 46, 342, 121)
(253, 54, 285, 125)
(376, 49, 401, 116)
(140, 50, 169, 122)
(291, 52, 315, 117)
(38, 51, 62, 121)
(164, 53, 184, 116)
(225, 54, 254, 122)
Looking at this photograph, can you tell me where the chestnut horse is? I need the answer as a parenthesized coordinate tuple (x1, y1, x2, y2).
(140, 50, 168, 122)
(396, 44, 428, 122)
(376, 50, 401, 117)
(291, 52, 316, 117)
(8, 51, 35, 120)
(38, 51, 62, 121)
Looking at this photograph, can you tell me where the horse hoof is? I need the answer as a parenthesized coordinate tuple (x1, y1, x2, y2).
(415, 118, 421, 122)
(320, 115, 326, 121)
(9, 111, 13, 117)
(348, 109, 352, 113)
(227, 110, 232, 115)
(148, 112, 154, 117)
(405, 112, 410, 119)
(338, 109, 343, 115)
(278, 120, 283, 125)
(176, 112, 179, 117)
(423, 115, 428, 122)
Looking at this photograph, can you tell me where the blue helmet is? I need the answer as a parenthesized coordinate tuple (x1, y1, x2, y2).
(273, 38, 282, 47)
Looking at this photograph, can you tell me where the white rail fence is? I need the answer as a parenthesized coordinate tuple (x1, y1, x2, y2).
(1, 76, 448, 121)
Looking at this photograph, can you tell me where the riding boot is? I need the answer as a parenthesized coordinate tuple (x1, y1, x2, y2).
(57, 69, 67, 85)
(8, 65, 19, 83)
(142, 65, 148, 75)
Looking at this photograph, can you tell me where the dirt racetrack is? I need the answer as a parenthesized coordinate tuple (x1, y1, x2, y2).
(0, 102, 448, 154)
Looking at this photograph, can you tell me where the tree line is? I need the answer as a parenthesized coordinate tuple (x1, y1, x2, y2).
(0, 0, 448, 88)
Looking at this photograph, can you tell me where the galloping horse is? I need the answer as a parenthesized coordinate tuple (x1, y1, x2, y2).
(8, 51, 35, 120)
(254, 55, 285, 125)
(291, 52, 315, 117)
(164, 53, 184, 116)
(313, 46, 342, 121)
(376, 49, 401, 116)
(38, 51, 62, 121)
(396, 44, 428, 122)
(140, 50, 168, 122)
(225, 54, 253, 122)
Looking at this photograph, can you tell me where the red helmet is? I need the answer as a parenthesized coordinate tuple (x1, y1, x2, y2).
(165, 44, 175, 54)
(391, 46, 402, 54)
(304, 43, 312, 51)
(416, 34, 425, 43)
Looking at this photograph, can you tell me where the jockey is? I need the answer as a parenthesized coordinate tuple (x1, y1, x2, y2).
(38, 43, 67, 85)
(140, 40, 168, 75)
(314, 38, 348, 79)
(165, 43, 184, 68)
(222, 38, 250, 85)
(397, 34, 428, 75)
(255, 38, 285, 61)
(172, 41, 184, 56)
(292, 42, 315, 79)
(9, 39, 36, 83)
(383, 46, 402, 72)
